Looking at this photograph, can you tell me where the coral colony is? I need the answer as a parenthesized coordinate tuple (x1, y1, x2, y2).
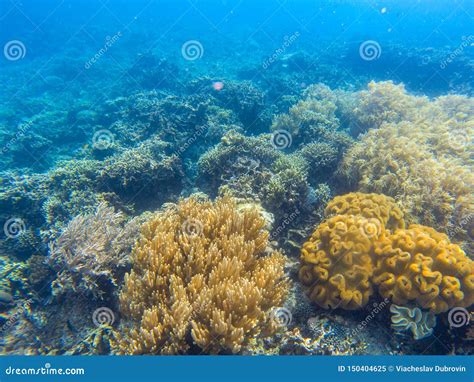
(0, 2, 473, 357)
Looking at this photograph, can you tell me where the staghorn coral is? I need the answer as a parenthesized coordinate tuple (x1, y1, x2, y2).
(324, 192, 405, 231)
(299, 214, 376, 310)
(373, 225, 474, 314)
(340, 83, 474, 249)
(390, 304, 436, 340)
(299, 192, 474, 314)
(48, 203, 143, 299)
(113, 195, 289, 354)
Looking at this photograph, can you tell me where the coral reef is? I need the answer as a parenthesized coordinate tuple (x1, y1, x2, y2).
(340, 82, 474, 250)
(296, 142, 340, 185)
(373, 225, 474, 314)
(348, 81, 430, 136)
(197, 132, 310, 227)
(48, 203, 143, 299)
(299, 193, 474, 314)
(271, 84, 353, 151)
(0, 140, 183, 258)
(26, 255, 54, 295)
(324, 192, 405, 231)
(299, 214, 375, 310)
(113, 196, 289, 354)
(210, 80, 268, 133)
(390, 304, 436, 340)
(98, 141, 183, 210)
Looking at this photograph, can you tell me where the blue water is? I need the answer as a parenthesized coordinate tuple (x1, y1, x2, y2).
(1, 0, 472, 172)
(0, 0, 473, 356)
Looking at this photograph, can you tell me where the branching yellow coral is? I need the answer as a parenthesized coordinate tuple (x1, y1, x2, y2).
(113, 196, 289, 355)
(300, 192, 474, 314)
(373, 225, 474, 314)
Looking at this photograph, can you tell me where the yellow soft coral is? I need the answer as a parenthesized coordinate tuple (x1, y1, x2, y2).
(325, 192, 405, 231)
(113, 195, 289, 354)
(350, 80, 430, 134)
(300, 192, 474, 314)
(299, 214, 376, 310)
(340, 83, 474, 250)
(373, 225, 474, 314)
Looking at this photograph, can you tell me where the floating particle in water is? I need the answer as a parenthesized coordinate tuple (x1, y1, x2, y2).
(381, 7, 387, 14)
(212, 81, 224, 91)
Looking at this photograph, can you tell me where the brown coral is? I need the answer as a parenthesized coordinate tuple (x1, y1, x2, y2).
(113, 195, 289, 355)
(373, 225, 474, 314)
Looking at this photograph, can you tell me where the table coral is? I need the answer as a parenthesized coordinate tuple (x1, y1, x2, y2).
(113, 195, 289, 354)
